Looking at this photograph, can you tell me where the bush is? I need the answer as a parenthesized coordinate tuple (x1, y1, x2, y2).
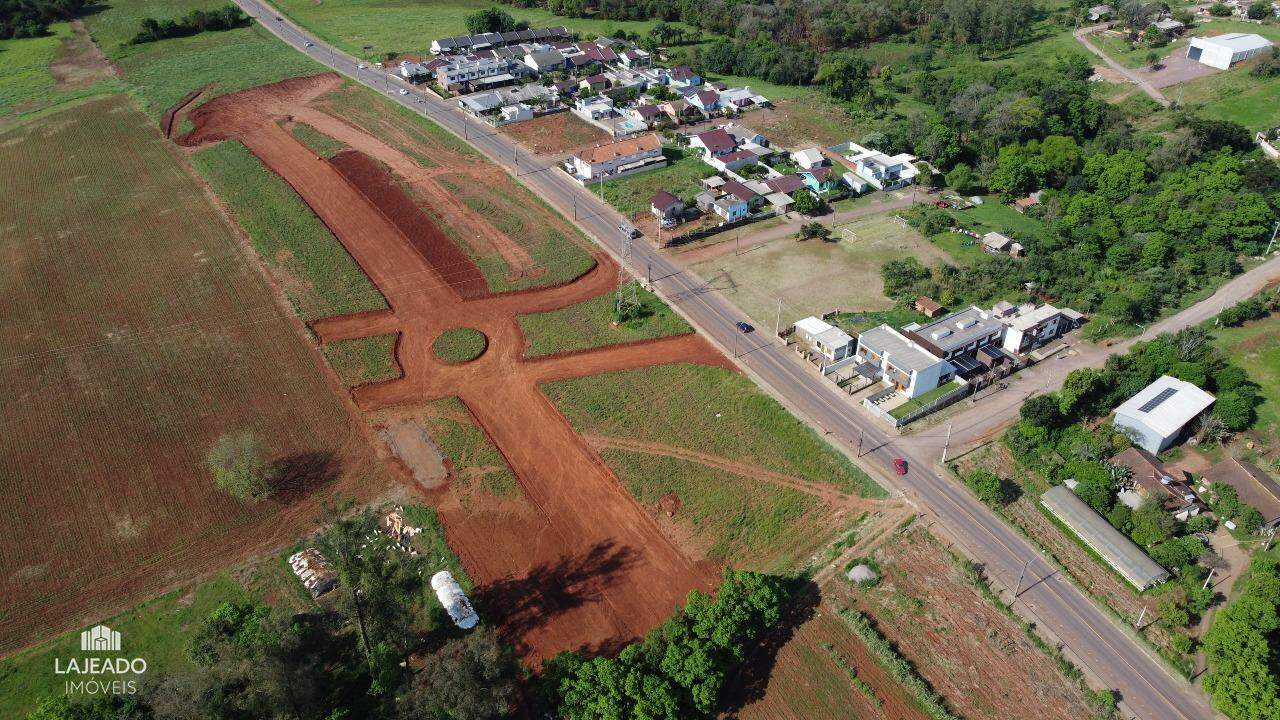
(1214, 391, 1257, 432)
(207, 431, 276, 501)
(964, 469, 1015, 505)
(131, 5, 248, 44)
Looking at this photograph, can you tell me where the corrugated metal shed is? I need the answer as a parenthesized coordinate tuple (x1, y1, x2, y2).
(1040, 486, 1170, 590)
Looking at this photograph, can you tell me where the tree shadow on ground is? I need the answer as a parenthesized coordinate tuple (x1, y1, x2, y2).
(472, 540, 639, 656)
(269, 451, 340, 503)
(718, 578, 821, 717)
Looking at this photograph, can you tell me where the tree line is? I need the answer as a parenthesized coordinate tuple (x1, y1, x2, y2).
(0, 0, 87, 39)
(130, 5, 248, 45)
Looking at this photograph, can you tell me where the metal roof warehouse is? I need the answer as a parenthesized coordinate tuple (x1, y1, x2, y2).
(1041, 486, 1170, 590)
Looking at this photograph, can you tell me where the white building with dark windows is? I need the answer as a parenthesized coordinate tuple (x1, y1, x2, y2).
(855, 325, 954, 399)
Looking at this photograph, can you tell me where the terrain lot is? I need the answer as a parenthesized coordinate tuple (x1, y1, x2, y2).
(499, 111, 609, 155)
(690, 212, 950, 327)
(0, 94, 393, 657)
(1215, 313, 1280, 441)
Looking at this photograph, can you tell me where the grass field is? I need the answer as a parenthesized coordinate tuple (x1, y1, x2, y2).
(0, 94, 393, 659)
(601, 449, 832, 570)
(0, 22, 123, 121)
(1214, 314, 1280, 439)
(290, 120, 349, 158)
(542, 363, 885, 497)
(81, 0, 325, 119)
(322, 334, 400, 385)
(420, 397, 520, 504)
(517, 286, 691, 357)
(272, 0, 705, 60)
(601, 147, 714, 218)
(692, 212, 950, 328)
(949, 199, 1048, 241)
(433, 327, 488, 363)
(0, 556, 311, 718)
(191, 139, 388, 320)
(1168, 21, 1280, 130)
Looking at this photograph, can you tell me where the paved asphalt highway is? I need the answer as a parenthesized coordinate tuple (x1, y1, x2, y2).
(236, 5, 1227, 716)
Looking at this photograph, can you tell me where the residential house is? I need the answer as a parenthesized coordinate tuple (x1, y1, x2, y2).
(795, 317, 855, 363)
(720, 86, 768, 110)
(800, 166, 839, 193)
(999, 304, 1074, 354)
(1154, 18, 1186, 35)
(902, 306, 1006, 364)
(982, 232, 1017, 255)
(430, 26, 570, 55)
(1113, 376, 1215, 454)
(765, 174, 807, 195)
(1109, 447, 1203, 520)
(398, 58, 446, 82)
(764, 192, 794, 213)
(620, 48, 651, 68)
(841, 172, 869, 194)
(856, 325, 955, 399)
(708, 148, 760, 173)
(840, 142, 919, 190)
(524, 48, 566, 73)
(570, 133, 665, 181)
(458, 92, 504, 119)
(1200, 458, 1280, 530)
(915, 297, 944, 318)
(574, 94, 615, 120)
(551, 79, 579, 97)
(667, 66, 701, 88)
(724, 124, 768, 148)
(650, 190, 684, 223)
(579, 74, 609, 94)
(579, 42, 619, 64)
(1087, 4, 1114, 21)
(434, 55, 527, 91)
(1013, 193, 1041, 213)
(689, 128, 738, 159)
(695, 190, 719, 212)
(500, 103, 534, 124)
(690, 89, 721, 114)
(661, 98, 700, 124)
(720, 180, 762, 209)
(791, 148, 826, 170)
(712, 196, 749, 222)
(626, 104, 665, 128)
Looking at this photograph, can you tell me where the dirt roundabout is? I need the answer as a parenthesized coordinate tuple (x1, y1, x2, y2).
(182, 75, 736, 662)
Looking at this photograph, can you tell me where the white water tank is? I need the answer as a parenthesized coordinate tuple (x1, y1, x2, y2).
(431, 571, 479, 630)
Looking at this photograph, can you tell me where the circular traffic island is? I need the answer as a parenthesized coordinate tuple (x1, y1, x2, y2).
(432, 327, 487, 364)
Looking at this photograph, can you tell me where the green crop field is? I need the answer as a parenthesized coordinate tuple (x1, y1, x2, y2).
(601, 449, 831, 571)
(322, 334, 400, 385)
(83, 0, 324, 119)
(601, 147, 715, 218)
(191, 140, 387, 320)
(542, 363, 885, 497)
(0, 22, 124, 121)
(271, 0, 704, 60)
(517, 286, 691, 357)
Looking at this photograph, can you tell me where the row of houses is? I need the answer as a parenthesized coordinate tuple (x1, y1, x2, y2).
(430, 26, 572, 55)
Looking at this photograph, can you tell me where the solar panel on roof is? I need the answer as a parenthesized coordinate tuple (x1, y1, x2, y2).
(1138, 387, 1178, 413)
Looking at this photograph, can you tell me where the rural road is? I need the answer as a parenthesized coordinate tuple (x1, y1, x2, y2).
(237, 4, 1240, 717)
(1074, 23, 1171, 106)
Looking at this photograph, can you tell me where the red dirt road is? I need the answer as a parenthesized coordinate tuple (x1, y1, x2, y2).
(184, 76, 727, 662)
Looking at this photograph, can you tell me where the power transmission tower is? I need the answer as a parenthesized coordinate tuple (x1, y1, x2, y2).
(615, 225, 640, 320)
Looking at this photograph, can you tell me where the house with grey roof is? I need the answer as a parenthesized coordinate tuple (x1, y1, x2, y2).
(855, 325, 955, 399)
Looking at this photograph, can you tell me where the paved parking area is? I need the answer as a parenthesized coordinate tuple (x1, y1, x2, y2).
(1141, 47, 1219, 88)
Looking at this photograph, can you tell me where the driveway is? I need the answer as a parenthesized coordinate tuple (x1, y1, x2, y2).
(1075, 24, 1171, 106)
(1141, 48, 1218, 89)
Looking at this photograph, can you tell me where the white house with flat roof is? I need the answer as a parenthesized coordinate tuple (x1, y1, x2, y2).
(1187, 33, 1274, 69)
(856, 325, 954, 398)
(838, 142, 919, 190)
(1113, 376, 1215, 453)
(794, 317, 854, 363)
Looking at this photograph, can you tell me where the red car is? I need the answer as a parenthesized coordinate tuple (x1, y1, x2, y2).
(892, 457, 908, 475)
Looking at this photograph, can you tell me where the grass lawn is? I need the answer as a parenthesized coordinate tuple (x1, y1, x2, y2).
(0, 22, 123, 121)
(949, 199, 1048, 241)
(600, 448, 832, 571)
(831, 308, 929, 335)
(290, 121, 349, 158)
(692, 211, 949, 329)
(1090, 32, 1164, 70)
(1169, 20, 1280, 130)
(191, 140, 387, 320)
(601, 146, 713, 218)
(517, 286, 691, 357)
(433, 327, 488, 363)
(750, 92, 868, 149)
(542, 363, 885, 497)
(84, 0, 325, 119)
(888, 379, 966, 420)
(1214, 315, 1280, 439)
(420, 397, 519, 503)
(0, 557, 311, 718)
(322, 334, 400, 385)
(272, 0, 706, 60)
(927, 231, 989, 265)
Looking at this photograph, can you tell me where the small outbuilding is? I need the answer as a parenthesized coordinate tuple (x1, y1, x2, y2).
(1187, 33, 1274, 70)
(915, 296, 944, 318)
(1113, 375, 1215, 454)
(794, 316, 854, 363)
(847, 564, 878, 585)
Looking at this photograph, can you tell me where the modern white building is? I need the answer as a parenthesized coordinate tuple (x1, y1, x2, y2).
(838, 142, 919, 190)
(795, 316, 854, 363)
(1113, 376, 1215, 453)
(791, 148, 826, 169)
(856, 325, 954, 398)
(1000, 304, 1070, 354)
(1187, 33, 1274, 70)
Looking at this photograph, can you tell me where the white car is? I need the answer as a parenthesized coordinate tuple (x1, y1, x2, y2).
(357, 63, 367, 69)
(304, 41, 314, 47)
(399, 88, 409, 96)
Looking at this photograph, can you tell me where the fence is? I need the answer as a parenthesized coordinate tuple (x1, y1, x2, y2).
(664, 209, 777, 247)
(888, 380, 972, 428)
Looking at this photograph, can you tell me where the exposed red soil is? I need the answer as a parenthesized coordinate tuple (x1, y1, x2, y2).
(182, 75, 729, 663)
(328, 149, 489, 300)
(161, 84, 211, 141)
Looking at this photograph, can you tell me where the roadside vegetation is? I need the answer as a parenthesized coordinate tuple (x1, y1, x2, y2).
(517, 286, 691, 357)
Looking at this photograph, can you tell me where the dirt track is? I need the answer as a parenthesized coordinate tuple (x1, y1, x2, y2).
(183, 75, 728, 661)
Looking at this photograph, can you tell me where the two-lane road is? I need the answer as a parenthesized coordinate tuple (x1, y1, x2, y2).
(236, 5, 1219, 717)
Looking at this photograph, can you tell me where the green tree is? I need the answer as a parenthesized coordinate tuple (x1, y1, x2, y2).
(965, 469, 1014, 505)
(466, 7, 517, 34)
(207, 430, 276, 501)
(1066, 461, 1116, 513)
(1130, 498, 1177, 547)
(791, 188, 821, 215)
(398, 627, 520, 720)
(1215, 391, 1257, 431)
(1021, 394, 1065, 430)
(945, 162, 979, 194)
(814, 54, 872, 101)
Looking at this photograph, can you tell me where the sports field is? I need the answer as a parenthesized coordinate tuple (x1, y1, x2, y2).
(0, 95, 393, 657)
(691, 212, 951, 328)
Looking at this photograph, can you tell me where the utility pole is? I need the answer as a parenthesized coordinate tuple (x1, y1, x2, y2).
(940, 423, 953, 463)
(1135, 606, 1146, 629)
(1266, 219, 1280, 255)
(856, 427, 865, 457)
(1013, 558, 1031, 598)
(774, 298, 782, 340)
(1202, 568, 1215, 591)
(615, 225, 640, 319)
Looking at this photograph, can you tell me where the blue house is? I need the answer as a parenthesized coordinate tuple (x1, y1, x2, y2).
(800, 166, 839, 193)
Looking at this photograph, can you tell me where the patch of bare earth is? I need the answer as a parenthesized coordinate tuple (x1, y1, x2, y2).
(50, 20, 117, 89)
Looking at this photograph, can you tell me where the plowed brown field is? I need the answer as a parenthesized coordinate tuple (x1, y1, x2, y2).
(182, 75, 733, 662)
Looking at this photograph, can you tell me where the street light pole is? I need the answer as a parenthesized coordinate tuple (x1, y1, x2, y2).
(1013, 559, 1031, 598)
